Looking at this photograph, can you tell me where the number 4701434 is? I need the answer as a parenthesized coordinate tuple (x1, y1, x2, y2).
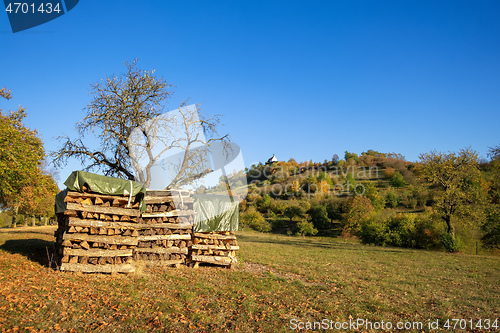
(443, 319, 498, 330)
(5, 2, 61, 14)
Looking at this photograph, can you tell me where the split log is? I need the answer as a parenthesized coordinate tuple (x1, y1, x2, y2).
(63, 233, 138, 246)
(66, 202, 140, 217)
(190, 255, 236, 266)
(60, 263, 135, 273)
(192, 233, 236, 240)
(141, 209, 195, 218)
(191, 245, 240, 251)
(65, 191, 137, 203)
(137, 234, 191, 241)
(134, 247, 188, 255)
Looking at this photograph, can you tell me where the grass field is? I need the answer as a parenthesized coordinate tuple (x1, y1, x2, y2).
(0, 226, 498, 332)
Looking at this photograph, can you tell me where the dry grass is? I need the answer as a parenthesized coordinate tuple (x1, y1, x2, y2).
(0, 226, 498, 332)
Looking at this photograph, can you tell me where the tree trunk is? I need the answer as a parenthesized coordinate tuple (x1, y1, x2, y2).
(43, 216, 47, 226)
(11, 205, 18, 228)
(31, 215, 36, 227)
(444, 215, 454, 237)
(24, 214, 28, 227)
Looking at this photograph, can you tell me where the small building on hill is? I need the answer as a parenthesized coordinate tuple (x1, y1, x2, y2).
(266, 154, 278, 165)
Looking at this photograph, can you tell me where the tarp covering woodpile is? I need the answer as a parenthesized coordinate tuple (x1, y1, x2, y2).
(55, 171, 147, 213)
(193, 194, 239, 232)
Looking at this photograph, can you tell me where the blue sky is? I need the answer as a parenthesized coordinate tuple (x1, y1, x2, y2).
(1, 1, 499, 189)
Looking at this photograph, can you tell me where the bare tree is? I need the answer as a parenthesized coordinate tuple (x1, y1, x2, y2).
(52, 60, 229, 188)
(127, 102, 230, 189)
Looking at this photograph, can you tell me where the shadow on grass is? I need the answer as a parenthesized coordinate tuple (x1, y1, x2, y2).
(237, 233, 408, 253)
(0, 238, 56, 268)
(1, 229, 55, 237)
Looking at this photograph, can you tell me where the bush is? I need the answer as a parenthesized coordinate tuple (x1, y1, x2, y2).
(257, 194, 271, 213)
(386, 190, 399, 208)
(308, 205, 330, 230)
(240, 207, 271, 232)
(297, 220, 318, 236)
(363, 182, 385, 211)
(383, 167, 396, 178)
(390, 172, 406, 187)
(360, 213, 443, 249)
(481, 205, 500, 248)
(442, 233, 464, 253)
(343, 196, 374, 235)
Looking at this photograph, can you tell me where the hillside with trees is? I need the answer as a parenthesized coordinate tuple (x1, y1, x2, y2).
(240, 149, 500, 253)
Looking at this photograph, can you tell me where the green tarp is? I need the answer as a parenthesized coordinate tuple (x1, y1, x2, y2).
(55, 171, 147, 213)
(193, 195, 239, 232)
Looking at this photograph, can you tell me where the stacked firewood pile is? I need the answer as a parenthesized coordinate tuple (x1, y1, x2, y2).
(133, 190, 194, 267)
(54, 191, 142, 273)
(190, 231, 239, 268)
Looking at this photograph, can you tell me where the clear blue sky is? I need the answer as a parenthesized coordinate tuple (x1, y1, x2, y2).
(1, 1, 499, 189)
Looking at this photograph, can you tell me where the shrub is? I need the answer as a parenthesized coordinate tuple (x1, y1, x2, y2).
(363, 182, 385, 211)
(325, 199, 344, 222)
(343, 196, 374, 235)
(383, 167, 396, 178)
(442, 233, 464, 253)
(344, 172, 356, 193)
(386, 190, 399, 208)
(360, 213, 443, 249)
(390, 172, 406, 187)
(283, 202, 305, 221)
(297, 220, 318, 236)
(240, 207, 271, 232)
(257, 194, 271, 213)
(482, 205, 500, 248)
(308, 205, 330, 230)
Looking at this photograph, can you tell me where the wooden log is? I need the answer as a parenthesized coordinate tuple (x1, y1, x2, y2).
(191, 245, 240, 251)
(79, 256, 89, 264)
(61, 240, 72, 247)
(192, 233, 237, 240)
(65, 191, 137, 203)
(134, 259, 185, 266)
(60, 263, 135, 273)
(66, 202, 140, 217)
(64, 210, 78, 217)
(69, 256, 78, 264)
(67, 217, 192, 230)
(137, 234, 191, 241)
(80, 241, 90, 250)
(190, 255, 236, 266)
(141, 209, 195, 218)
(94, 197, 104, 205)
(63, 233, 138, 246)
(133, 247, 188, 255)
(81, 198, 93, 205)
